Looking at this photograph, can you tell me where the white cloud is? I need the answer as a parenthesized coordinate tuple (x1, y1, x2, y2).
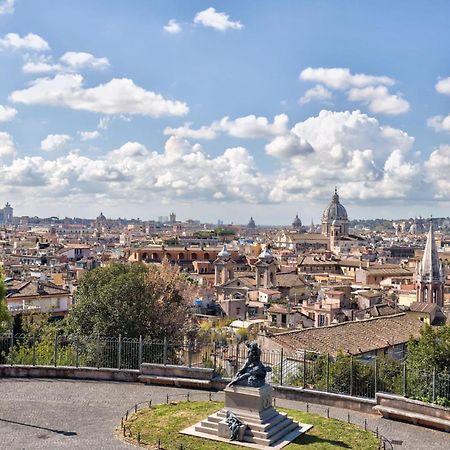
(269, 110, 417, 203)
(300, 67, 409, 115)
(79, 130, 101, 141)
(164, 123, 217, 140)
(299, 84, 332, 105)
(299, 67, 394, 90)
(22, 61, 58, 74)
(425, 145, 450, 198)
(0, 137, 270, 205)
(194, 7, 243, 31)
(216, 114, 288, 138)
(435, 77, 450, 95)
(347, 86, 410, 115)
(427, 115, 450, 133)
(59, 52, 110, 70)
(23, 52, 109, 74)
(0, 132, 16, 157)
(164, 19, 182, 34)
(164, 114, 289, 140)
(265, 134, 314, 158)
(0, 32, 49, 51)
(0, 0, 15, 15)
(40, 134, 72, 152)
(0, 105, 17, 122)
(10, 74, 189, 117)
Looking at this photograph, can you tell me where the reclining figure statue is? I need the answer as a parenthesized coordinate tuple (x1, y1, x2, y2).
(227, 341, 271, 388)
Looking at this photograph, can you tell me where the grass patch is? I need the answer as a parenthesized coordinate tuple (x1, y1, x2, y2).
(119, 400, 378, 449)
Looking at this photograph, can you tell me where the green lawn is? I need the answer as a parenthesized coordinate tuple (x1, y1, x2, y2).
(119, 400, 379, 449)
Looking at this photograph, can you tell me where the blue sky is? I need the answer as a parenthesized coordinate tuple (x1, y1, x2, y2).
(0, 1, 450, 224)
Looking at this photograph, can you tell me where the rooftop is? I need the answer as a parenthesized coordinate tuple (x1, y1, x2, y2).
(269, 313, 423, 357)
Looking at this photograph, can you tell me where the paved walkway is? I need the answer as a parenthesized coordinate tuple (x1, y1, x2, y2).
(0, 378, 448, 449)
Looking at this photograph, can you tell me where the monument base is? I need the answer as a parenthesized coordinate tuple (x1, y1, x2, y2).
(180, 384, 312, 449)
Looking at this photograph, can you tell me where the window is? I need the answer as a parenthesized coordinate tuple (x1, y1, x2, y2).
(318, 314, 326, 327)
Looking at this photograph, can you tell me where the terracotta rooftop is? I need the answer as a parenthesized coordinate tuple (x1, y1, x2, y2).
(269, 313, 423, 357)
(7, 280, 69, 298)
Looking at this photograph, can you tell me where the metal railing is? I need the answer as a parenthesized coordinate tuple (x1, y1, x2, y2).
(1, 332, 449, 404)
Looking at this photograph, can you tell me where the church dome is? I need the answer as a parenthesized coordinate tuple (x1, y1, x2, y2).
(292, 214, 302, 229)
(218, 244, 230, 258)
(322, 188, 348, 222)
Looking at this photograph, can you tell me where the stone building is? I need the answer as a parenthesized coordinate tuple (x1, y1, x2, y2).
(0, 202, 13, 224)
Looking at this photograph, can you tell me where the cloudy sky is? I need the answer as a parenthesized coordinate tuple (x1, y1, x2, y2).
(0, 1, 450, 224)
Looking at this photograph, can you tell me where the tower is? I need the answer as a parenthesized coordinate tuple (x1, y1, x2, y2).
(214, 245, 235, 285)
(247, 217, 256, 229)
(3, 202, 13, 224)
(254, 247, 277, 289)
(416, 222, 444, 307)
(169, 212, 176, 225)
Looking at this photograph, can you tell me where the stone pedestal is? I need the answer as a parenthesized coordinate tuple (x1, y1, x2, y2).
(181, 384, 312, 449)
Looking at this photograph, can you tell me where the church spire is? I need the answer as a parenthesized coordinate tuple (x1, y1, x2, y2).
(419, 221, 442, 283)
(416, 220, 445, 307)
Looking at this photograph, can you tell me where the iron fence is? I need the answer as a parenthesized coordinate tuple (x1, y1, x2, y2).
(0, 332, 449, 404)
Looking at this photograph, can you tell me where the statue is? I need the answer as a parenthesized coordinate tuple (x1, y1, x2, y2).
(225, 410, 246, 441)
(227, 342, 271, 388)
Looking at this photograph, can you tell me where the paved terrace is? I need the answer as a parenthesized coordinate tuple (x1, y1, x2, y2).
(0, 378, 448, 449)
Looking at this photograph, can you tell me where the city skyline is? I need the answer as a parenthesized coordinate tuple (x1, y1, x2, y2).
(0, 1, 450, 222)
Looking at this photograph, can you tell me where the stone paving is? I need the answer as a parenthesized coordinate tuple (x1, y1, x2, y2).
(0, 378, 448, 449)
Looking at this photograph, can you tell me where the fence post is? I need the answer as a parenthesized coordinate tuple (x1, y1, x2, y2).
(188, 337, 192, 368)
(213, 341, 217, 373)
(279, 347, 284, 386)
(302, 350, 307, 389)
(117, 334, 122, 369)
(138, 335, 143, 369)
(163, 336, 168, 365)
(96, 333, 100, 369)
(326, 353, 330, 392)
(349, 355, 353, 396)
(32, 333, 36, 366)
(432, 367, 436, 403)
(75, 335, 79, 368)
(9, 330, 13, 366)
(374, 356, 378, 397)
(54, 333, 58, 367)
(402, 362, 407, 397)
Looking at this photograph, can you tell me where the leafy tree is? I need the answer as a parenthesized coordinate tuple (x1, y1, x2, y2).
(7, 318, 79, 366)
(407, 324, 450, 372)
(406, 324, 450, 402)
(68, 262, 197, 339)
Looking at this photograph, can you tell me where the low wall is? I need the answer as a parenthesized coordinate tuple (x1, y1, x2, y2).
(274, 385, 376, 414)
(211, 379, 376, 414)
(0, 364, 383, 415)
(141, 363, 214, 380)
(375, 393, 450, 430)
(0, 365, 140, 382)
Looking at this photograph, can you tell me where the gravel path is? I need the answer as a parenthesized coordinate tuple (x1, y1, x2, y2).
(0, 378, 448, 449)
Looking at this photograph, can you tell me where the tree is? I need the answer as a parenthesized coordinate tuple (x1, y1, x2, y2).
(406, 324, 450, 403)
(68, 262, 197, 339)
(0, 272, 11, 334)
(407, 324, 450, 372)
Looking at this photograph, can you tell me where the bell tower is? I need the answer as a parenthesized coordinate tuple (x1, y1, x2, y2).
(214, 245, 235, 285)
(254, 247, 277, 288)
(416, 222, 445, 307)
